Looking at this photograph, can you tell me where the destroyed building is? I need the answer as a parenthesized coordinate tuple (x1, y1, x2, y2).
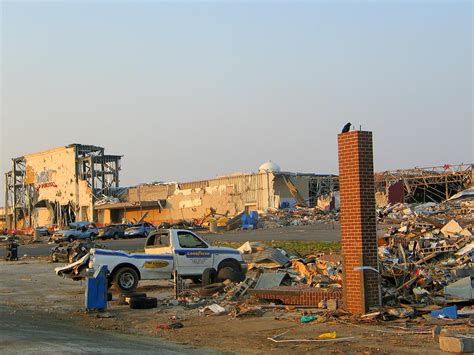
(2, 143, 472, 229)
(374, 164, 472, 207)
(4, 144, 122, 229)
(95, 161, 338, 225)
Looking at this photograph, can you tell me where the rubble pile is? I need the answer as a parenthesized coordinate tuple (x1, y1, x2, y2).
(259, 207, 339, 228)
(379, 214, 473, 306)
(377, 194, 473, 224)
(50, 240, 106, 263)
(238, 241, 342, 289)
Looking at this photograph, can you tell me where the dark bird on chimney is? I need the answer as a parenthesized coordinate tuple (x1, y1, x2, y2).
(341, 122, 351, 133)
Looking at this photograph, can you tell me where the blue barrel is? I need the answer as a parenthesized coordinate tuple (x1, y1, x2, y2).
(250, 211, 259, 227)
(85, 265, 108, 311)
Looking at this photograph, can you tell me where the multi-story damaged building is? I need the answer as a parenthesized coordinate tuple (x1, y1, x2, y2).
(4, 144, 122, 229)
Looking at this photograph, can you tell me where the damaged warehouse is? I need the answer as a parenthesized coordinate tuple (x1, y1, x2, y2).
(4, 144, 122, 229)
(95, 161, 339, 225)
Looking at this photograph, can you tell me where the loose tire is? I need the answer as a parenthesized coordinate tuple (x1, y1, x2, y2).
(129, 297, 158, 309)
(199, 283, 225, 297)
(113, 267, 139, 292)
(202, 268, 217, 286)
(118, 292, 147, 305)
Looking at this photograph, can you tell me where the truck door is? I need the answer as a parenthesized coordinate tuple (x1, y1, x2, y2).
(174, 231, 213, 276)
(140, 231, 174, 279)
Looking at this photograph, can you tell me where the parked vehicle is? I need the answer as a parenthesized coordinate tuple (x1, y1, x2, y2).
(35, 226, 51, 237)
(56, 229, 247, 292)
(50, 222, 98, 243)
(97, 224, 131, 240)
(124, 222, 156, 238)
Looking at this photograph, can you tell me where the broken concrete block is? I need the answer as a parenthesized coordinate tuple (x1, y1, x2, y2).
(441, 219, 465, 237)
(439, 335, 474, 353)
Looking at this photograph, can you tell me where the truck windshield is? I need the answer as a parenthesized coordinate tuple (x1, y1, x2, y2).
(177, 232, 207, 248)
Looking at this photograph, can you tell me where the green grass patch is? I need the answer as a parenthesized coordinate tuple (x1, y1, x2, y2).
(211, 240, 340, 256)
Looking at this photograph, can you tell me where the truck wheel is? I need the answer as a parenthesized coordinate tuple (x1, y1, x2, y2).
(130, 297, 158, 309)
(217, 267, 245, 283)
(218, 260, 241, 273)
(113, 267, 139, 292)
(68, 237, 74, 243)
(202, 268, 217, 286)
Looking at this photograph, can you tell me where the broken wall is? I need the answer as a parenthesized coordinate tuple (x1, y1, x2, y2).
(273, 175, 310, 208)
(22, 146, 93, 226)
(117, 173, 277, 224)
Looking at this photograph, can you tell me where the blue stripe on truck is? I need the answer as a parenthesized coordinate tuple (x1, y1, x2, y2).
(94, 249, 174, 260)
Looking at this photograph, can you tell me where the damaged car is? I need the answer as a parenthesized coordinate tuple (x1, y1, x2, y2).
(97, 224, 131, 240)
(124, 222, 156, 238)
(50, 222, 98, 243)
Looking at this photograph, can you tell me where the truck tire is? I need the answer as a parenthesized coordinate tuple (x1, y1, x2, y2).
(129, 297, 158, 309)
(199, 283, 225, 297)
(202, 268, 217, 286)
(113, 267, 139, 292)
(217, 267, 245, 283)
(218, 260, 241, 273)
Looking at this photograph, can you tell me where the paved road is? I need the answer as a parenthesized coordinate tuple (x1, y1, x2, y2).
(0, 224, 388, 258)
(0, 305, 214, 354)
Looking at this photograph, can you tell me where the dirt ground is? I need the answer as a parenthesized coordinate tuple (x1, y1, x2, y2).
(2, 259, 467, 354)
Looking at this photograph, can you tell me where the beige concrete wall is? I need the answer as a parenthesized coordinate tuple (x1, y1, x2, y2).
(0, 207, 5, 230)
(34, 208, 52, 226)
(22, 145, 93, 225)
(116, 172, 277, 224)
(24, 146, 77, 205)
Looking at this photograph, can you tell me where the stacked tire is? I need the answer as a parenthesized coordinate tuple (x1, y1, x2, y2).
(117, 292, 158, 309)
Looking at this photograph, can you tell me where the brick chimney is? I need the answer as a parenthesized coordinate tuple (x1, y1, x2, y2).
(338, 130, 379, 314)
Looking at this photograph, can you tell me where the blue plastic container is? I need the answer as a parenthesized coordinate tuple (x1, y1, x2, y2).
(85, 265, 108, 311)
(431, 305, 458, 319)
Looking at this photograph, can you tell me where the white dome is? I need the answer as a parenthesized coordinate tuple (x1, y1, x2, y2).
(259, 161, 281, 173)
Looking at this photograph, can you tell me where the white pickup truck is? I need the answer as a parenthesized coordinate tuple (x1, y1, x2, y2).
(56, 229, 247, 292)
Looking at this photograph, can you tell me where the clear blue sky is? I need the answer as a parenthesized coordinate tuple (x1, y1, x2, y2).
(1, 1, 472, 202)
